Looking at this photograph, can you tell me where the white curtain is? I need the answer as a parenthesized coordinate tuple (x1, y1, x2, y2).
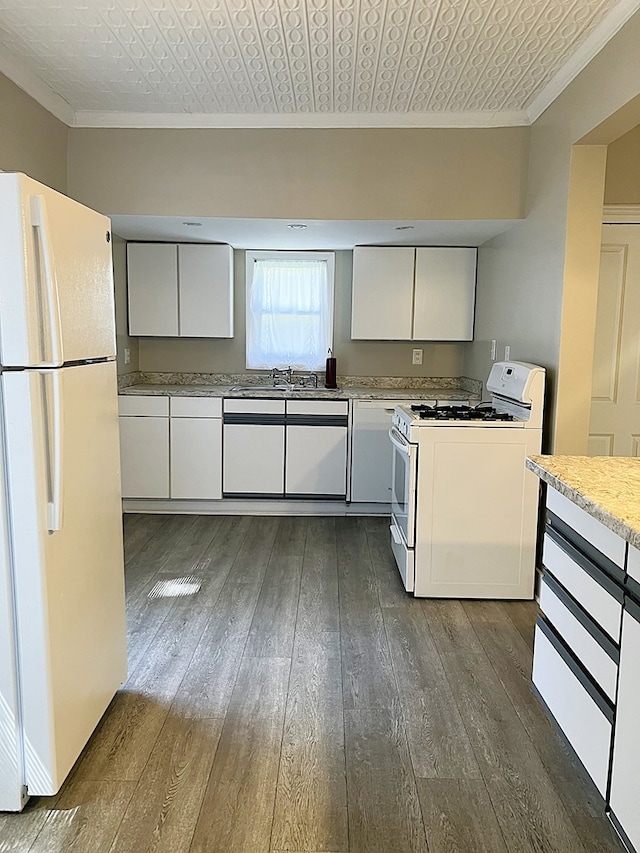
(246, 259, 332, 370)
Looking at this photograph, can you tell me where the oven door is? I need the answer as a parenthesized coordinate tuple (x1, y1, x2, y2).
(389, 426, 417, 549)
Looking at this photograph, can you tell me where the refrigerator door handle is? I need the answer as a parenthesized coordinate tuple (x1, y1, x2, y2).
(44, 371, 64, 532)
(30, 195, 63, 367)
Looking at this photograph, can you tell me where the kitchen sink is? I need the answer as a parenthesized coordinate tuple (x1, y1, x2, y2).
(229, 384, 342, 393)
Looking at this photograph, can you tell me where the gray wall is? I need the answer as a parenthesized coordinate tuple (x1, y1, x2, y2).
(112, 236, 140, 375)
(138, 250, 465, 378)
(67, 126, 529, 221)
(0, 72, 67, 191)
(605, 123, 640, 203)
(465, 9, 640, 453)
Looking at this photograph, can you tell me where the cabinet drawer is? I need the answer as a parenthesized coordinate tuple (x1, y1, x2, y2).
(286, 399, 348, 416)
(170, 396, 222, 418)
(542, 529, 623, 641)
(118, 395, 169, 416)
(546, 489, 626, 568)
(539, 573, 618, 701)
(532, 618, 613, 797)
(223, 398, 285, 415)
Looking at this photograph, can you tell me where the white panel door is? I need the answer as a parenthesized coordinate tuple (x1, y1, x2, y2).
(413, 247, 476, 341)
(2, 361, 126, 795)
(609, 604, 640, 851)
(589, 225, 640, 456)
(286, 425, 347, 496)
(179, 244, 234, 338)
(119, 415, 170, 498)
(127, 243, 179, 336)
(351, 247, 415, 340)
(171, 416, 222, 499)
(0, 173, 116, 366)
(223, 424, 285, 494)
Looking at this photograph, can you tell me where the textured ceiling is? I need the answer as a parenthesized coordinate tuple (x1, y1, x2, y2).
(0, 0, 637, 127)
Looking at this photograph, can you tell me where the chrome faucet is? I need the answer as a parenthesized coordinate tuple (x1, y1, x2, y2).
(271, 366, 293, 386)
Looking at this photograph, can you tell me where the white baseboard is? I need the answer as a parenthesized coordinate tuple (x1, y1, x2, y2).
(122, 498, 391, 517)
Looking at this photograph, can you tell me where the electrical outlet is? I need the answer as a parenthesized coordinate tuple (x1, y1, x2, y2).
(490, 339, 497, 361)
(412, 348, 423, 366)
(504, 345, 511, 360)
(124, 347, 131, 365)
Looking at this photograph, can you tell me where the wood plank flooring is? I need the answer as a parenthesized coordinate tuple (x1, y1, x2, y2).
(1, 515, 624, 853)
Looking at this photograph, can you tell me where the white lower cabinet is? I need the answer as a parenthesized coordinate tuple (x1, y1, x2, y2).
(285, 399, 348, 498)
(223, 399, 286, 496)
(533, 485, 625, 803)
(286, 425, 347, 496)
(533, 619, 613, 797)
(223, 423, 285, 495)
(222, 397, 348, 498)
(170, 397, 222, 499)
(118, 396, 170, 498)
(609, 599, 640, 852)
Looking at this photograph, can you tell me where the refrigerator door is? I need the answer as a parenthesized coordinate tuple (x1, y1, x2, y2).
(1, 360, 127, 796)
(0, 173, 116, 368)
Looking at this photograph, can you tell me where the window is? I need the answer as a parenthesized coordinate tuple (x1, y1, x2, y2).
(245, 251, 335, 370)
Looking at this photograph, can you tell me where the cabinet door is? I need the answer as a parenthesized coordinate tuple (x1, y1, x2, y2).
(179, 244, 234, 338)
(286, 425, 347, 497)
(127, 244, 178, 336)
(223, 424, 285, 495)
(608, 601, 640, 851)
(119, 416, 170, 498)
(413, 247, 476, 340)
(351, 247, 415, 340)
(171, 417, 222, 499)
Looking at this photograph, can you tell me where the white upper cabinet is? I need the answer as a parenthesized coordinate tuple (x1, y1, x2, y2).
(127, 243, 179, 337)
(179, 244, 234, 338)
(127, 243, 234, 338)
(413, 248, 476, 341)
(351, 247, 415, 340)
(350, 246, 476, 341)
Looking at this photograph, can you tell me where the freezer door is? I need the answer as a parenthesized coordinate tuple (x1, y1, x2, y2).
(1, 361, 127, 796)
(0, 173, 116, 367)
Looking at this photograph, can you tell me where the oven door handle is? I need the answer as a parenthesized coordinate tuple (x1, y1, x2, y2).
(389, 426, 412, 455)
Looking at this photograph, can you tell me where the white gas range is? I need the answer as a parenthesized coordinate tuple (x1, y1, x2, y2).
(389, 361, 545, 598)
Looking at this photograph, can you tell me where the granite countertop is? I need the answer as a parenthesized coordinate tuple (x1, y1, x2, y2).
(119, 383, 477, 401)
(527, 455, 640, 549)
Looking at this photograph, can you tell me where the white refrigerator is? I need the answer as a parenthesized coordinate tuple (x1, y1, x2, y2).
(0, 173, 127, 812)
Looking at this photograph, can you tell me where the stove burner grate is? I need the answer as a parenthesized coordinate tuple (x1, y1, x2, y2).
(410, 404, 515, 422)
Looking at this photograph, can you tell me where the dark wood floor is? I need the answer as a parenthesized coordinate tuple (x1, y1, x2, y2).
(0, 514, 624, 852)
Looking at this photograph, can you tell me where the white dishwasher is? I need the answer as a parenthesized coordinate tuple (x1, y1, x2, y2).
(350, 399, 433, 503)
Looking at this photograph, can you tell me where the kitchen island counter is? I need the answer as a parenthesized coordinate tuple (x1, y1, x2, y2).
(527, 454, 640, 549)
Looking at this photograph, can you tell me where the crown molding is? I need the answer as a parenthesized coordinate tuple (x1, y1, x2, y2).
(603, 204, 640, 223)
(526, 0, 640, 124)
(70, 110, 530, 130)
(0, 43, 74, 126)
